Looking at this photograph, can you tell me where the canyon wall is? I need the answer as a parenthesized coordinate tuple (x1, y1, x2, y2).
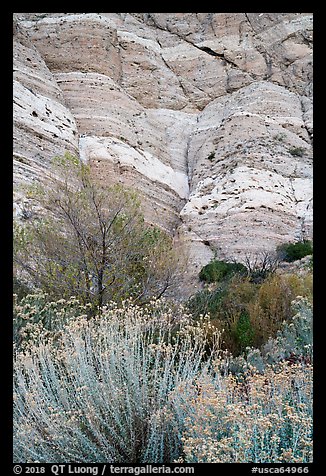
(13, 13, 313, 292)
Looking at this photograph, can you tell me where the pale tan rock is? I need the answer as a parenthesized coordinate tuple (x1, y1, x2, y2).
(13, 18, 79, 216)
(18, 14, 122, 81)
(180, 81, 312, 279)
(13, 13, 313, 295)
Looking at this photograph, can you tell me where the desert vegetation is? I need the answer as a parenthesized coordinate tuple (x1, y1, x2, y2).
(13, 294, 312, 463)
(13, 154, 313, 464)
(14, 154, 179, 312)
(276, 240, 313, 263)
(188, 258, 312, 356)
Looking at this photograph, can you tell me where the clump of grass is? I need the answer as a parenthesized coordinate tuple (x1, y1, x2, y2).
(273, 132, 287, 142)
(288, 146, 305, 157)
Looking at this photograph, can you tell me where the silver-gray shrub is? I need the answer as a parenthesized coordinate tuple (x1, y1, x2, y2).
(261, 296, 312, 365)
(13, 298, 220, 463)
(13, 292, 92, 350)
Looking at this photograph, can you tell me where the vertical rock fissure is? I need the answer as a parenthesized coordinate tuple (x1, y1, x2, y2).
(244, 13, 257, 34)
(184, 123, 194, 195)
(299, 97, 313, 145)
(158, 52, 199, 110)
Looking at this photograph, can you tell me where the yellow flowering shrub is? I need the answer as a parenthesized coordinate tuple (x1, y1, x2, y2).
(180, 362, 313, 463)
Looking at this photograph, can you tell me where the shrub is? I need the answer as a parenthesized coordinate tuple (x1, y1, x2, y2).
(13, 292, 93, 350)
(181, 298, 313, 462)
(199, 259, 247, 283)
(180, 361, 313, 463)
(233, 311, 255, 352)
(244, 251, 279, 283)
(13, 276, 33, 301)
(13, 295, 312, 463)
(179, 298, 313, 463)
(273, 132, 286, 142)
(187, 277, 257, 355)
(277, 240, 313, 262)
(13, 298, 220, 463)
(187, 286, 226, 318)
(221, 296, 313, 375)
(288, 146, 305, 157)
(261, 296, 313, 366)
(187, 271, 312, 356)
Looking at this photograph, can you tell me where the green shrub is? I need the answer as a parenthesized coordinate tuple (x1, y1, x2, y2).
(273, 132, 286, 142)
(188, 270, 313, 356)
(199, 259, 247, 283)
(223, 296, 313, 375)
(233, 311, 255, 352)
(187, 278, 257, 356)
(288, 146, 305, 156)
(261, 296, 313, 366)
(277, 240, 313, 262)
(187, 286, 226, 318)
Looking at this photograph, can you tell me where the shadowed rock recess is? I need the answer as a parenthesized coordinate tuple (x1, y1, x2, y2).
(13, 13, 313, 293)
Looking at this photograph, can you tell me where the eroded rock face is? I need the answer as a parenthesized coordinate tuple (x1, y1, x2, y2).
(13, 13, 313, 294)
(183, 81, 312, 260)
(13, 17, 79, 216)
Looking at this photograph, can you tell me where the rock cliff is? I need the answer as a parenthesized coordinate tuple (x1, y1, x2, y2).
(13, 13, 313, 292)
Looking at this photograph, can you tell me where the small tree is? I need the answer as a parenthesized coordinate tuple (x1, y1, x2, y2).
(14, 153, 180, 311)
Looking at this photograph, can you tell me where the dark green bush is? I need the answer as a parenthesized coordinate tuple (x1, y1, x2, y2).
(277, 240, 313, 263)
(199, 260, 247, 283)
(288, 146, 305, 157)
(187, 286, 226, 318)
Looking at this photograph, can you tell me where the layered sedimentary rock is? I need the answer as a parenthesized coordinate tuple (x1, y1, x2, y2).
(182, 81, 312, 261)
(13, 12, 313, 291)
(13, 18, 79, 216)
